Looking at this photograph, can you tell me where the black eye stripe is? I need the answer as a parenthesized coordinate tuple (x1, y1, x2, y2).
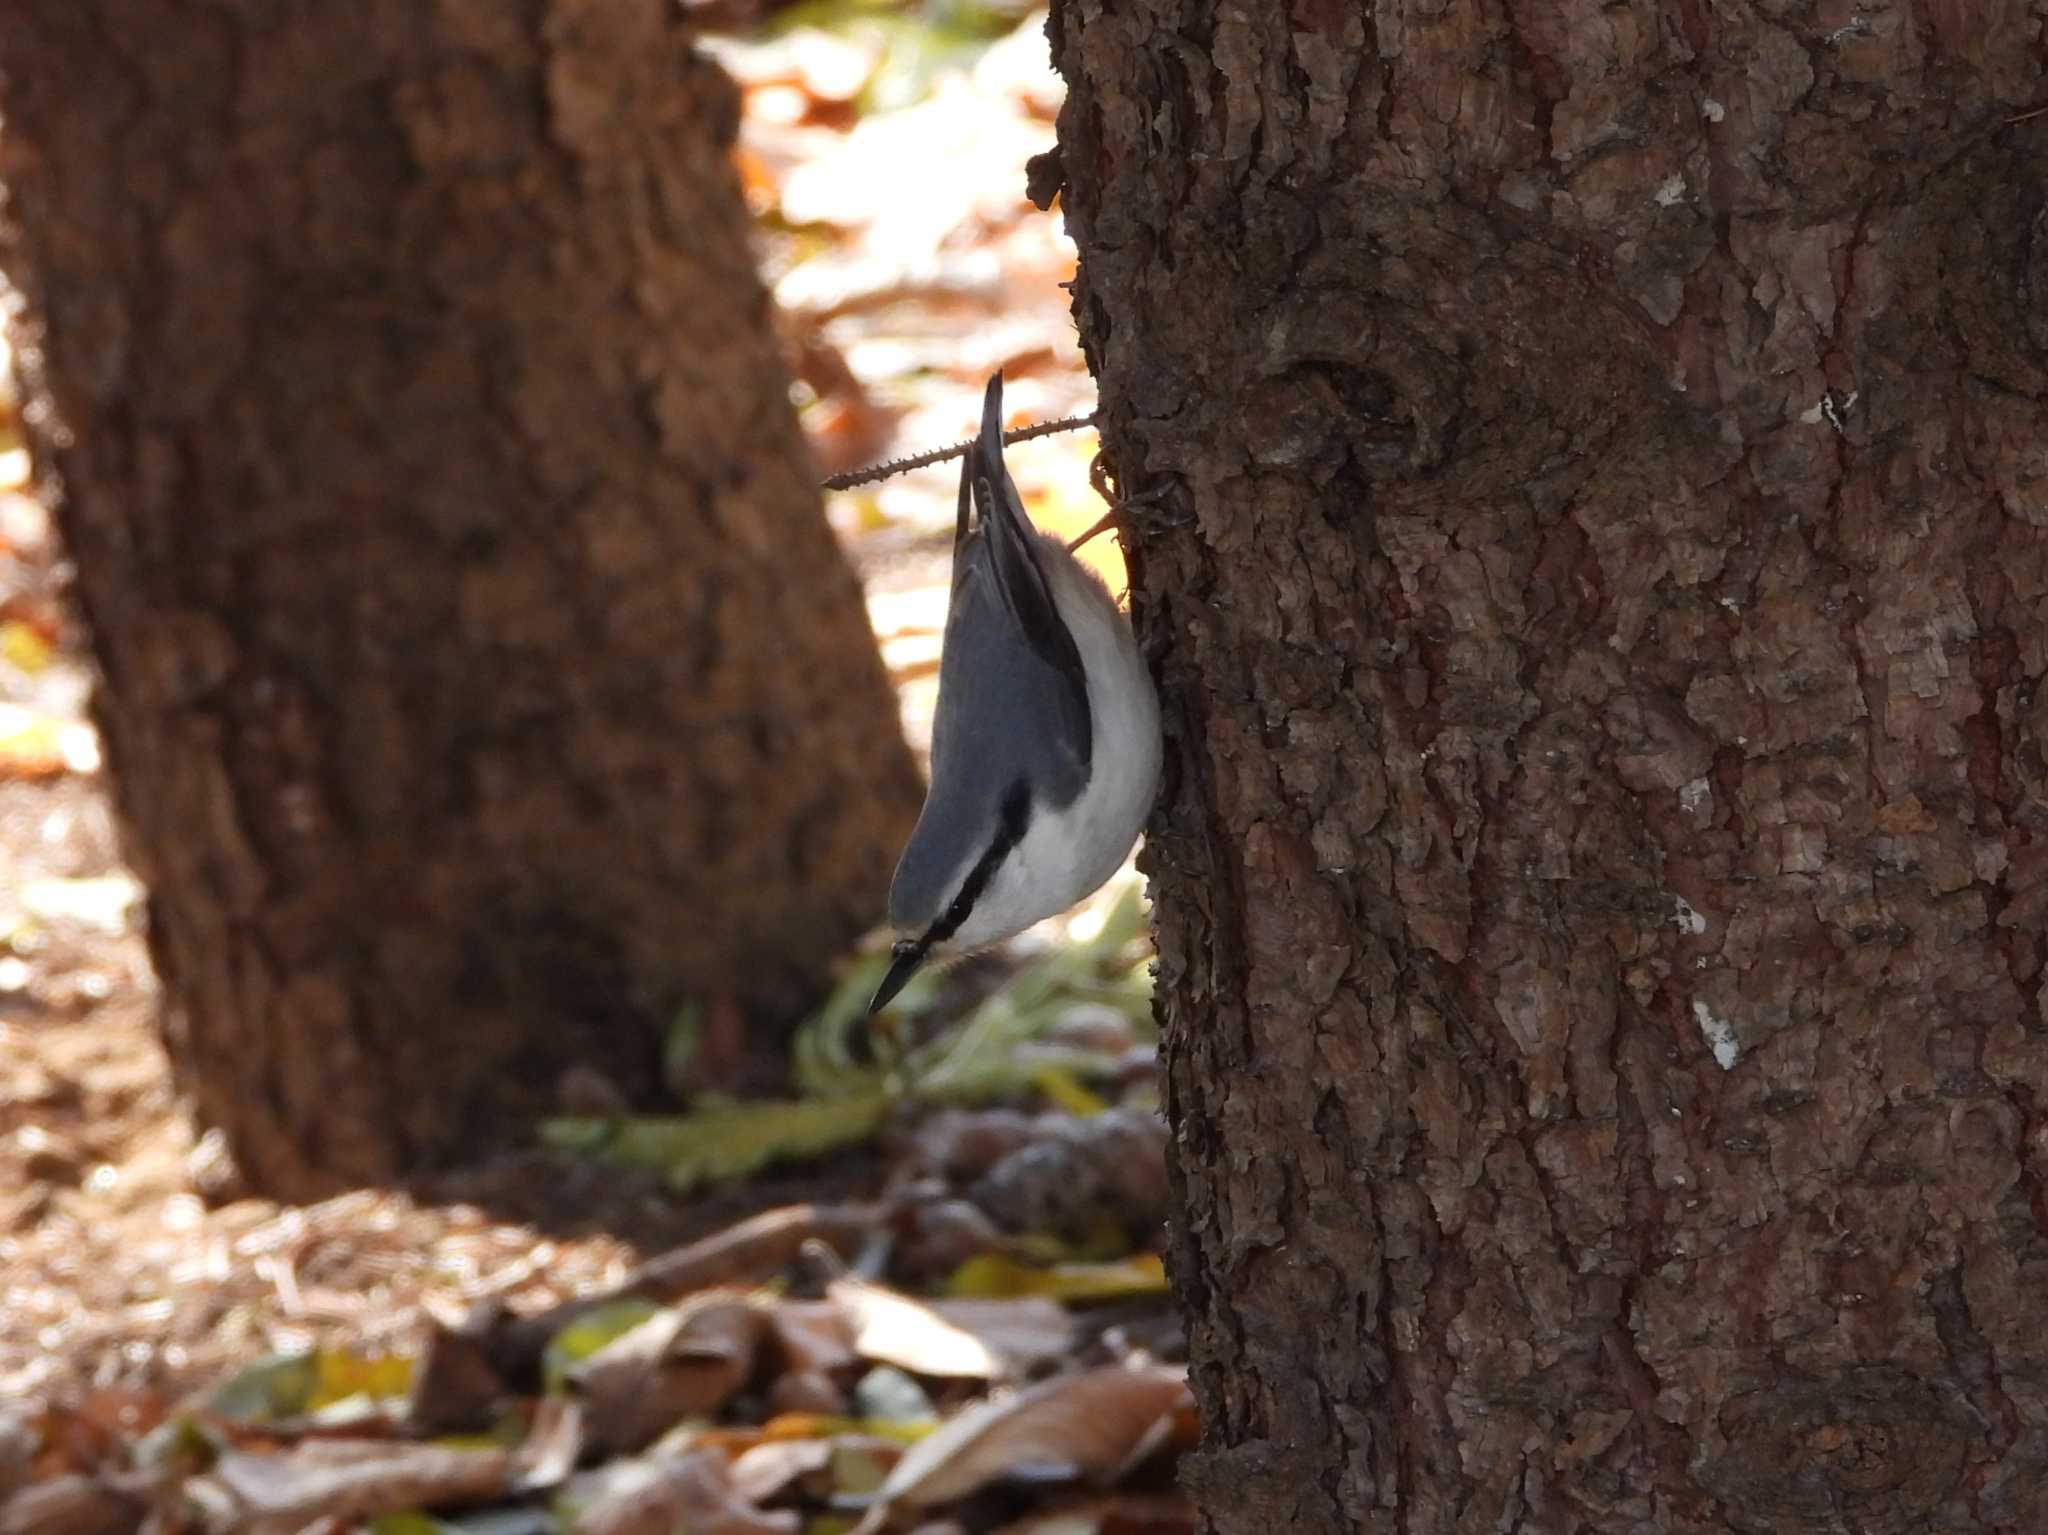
(922, 781, 1032, 949)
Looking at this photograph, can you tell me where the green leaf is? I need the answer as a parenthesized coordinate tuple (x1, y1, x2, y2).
(542, 1093, 892, 1194)
(546, 885, 1155, 1193)
(201, 1346, 411, 1424)
(369, 1516, 454, 1535)
(203, 1352, 320, 1421)
(438, 1511, 562, 1535)
(793, 948, 934, 1099)
(944, 1252, 1169, 1302)
(133, 1415, 220, 1475)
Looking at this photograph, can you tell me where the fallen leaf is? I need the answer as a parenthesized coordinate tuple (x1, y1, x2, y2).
(944, 1254, 1167, 1303)
(511, 1398, 583, 1492)
(191, 1440, 510, 1533)
(408, 1324, 509, 1436)
(924, 1299, 1073, 1375)
(433, 1510, 561, 1535)
(827, 1437, 902, 1499)
(729, 1437, 833, 1505)
(1030, 1067, 1109, 1118)
(828, 1278, 1004, 1379)
(542, 1299, 663, 1395)
(1007, 1216, 1134, 1267)
(766, 1299, 859, 1376)
(194, 1345, 413, 1433)
(769, 1369, 848, 1418)
(755, 1415, 928, 1450)
(570, 1447, 795, 1535)
(542, 1094, 891, 1193)
(491, 1202, 879, 1378)
(0, 1473, 145, 1535)
(311, 1349, 416, 1416)
(825, 1283, 1074, 1384)
(570, 1295, 769, 1454)
(0, 1412, 34, 1502)
(367, 1516, 453, 1535)
(132, 1415, 219, 1478)
(849, 1366, 1190, 1533)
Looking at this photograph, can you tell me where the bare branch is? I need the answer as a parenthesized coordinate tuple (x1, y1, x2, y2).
(820, 412, 1099, 492)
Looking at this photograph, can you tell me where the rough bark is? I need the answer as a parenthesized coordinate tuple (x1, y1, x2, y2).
(0, 0, 921, 1200)
(1048, 2, 2048, 1530)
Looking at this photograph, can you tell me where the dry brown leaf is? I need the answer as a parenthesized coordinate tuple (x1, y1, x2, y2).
(574, 1446, 797, 1535)
(687, 1426, 768, 1459)
(0, 1413, 32, 1503)
(728, 1436, 833, 1505)
(767, 1369, 848, 1417)
(572, 1293, 768, 1454)
(188, 1440, 509, 1533)
(767, 1298, 859, 1376)
(925, 1298, 1074, 1375)
(513, 1397, 585, 1491)
(828, 1278, 1004, 1380)
(0, 1473, 145, 1535)
(406, 1322, 507, 1435)
(489, 1202, 878, 1374)
(850, 1366, 1191, 1533)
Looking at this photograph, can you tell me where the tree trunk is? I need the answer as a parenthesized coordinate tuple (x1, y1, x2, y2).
(1049, 3, 2048, 1530)
(0, 1, 921, 1200)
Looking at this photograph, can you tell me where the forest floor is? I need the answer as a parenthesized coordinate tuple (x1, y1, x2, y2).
(0, 10, 1190, 1534)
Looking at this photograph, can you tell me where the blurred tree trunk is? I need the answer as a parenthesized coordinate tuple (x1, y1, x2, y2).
(0, 1, 921, 1200)
(1050, 3, 2048, 1530)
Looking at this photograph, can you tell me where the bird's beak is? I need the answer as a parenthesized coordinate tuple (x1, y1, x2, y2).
(979, 373, 1006, 465)
(868, 938, 929, 1017)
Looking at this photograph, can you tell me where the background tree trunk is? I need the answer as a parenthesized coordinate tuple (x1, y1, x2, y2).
(1050, 3, 2048, 1530)
(0, 1, 921, 1201)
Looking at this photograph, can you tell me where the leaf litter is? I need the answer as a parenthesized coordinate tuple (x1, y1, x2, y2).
(0, 4, 1194, 1532)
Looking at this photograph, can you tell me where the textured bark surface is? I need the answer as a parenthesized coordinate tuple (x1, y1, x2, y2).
(0, 0, 921, 1199)
(1049, 2, 2048, 1531)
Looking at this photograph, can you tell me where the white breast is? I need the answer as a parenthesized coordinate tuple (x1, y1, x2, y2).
(950, 542, 1161, 949)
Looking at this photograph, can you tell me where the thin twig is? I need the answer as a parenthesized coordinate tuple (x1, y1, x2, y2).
(473, 1201, 883, 1375)
(820, 411, 1099, 492)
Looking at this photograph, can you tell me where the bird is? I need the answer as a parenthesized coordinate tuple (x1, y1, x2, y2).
(868, 373, 1162, 1016)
